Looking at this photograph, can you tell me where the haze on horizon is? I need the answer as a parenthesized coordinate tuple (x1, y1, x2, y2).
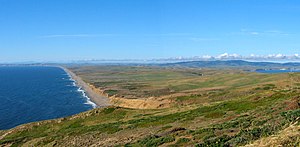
(1, 0, 300, 62)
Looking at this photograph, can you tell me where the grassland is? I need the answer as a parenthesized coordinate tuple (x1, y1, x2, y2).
(1, 65, 300, 146)
(68, 66, 287, 98)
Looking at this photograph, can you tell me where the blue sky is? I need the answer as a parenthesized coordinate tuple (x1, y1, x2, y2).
(1, 0, 300, 62)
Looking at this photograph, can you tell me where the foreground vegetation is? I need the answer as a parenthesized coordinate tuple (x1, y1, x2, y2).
(1, 66, 300, 146)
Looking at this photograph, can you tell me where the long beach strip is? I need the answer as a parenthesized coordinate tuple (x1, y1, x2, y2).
(61, 66, 111, 108)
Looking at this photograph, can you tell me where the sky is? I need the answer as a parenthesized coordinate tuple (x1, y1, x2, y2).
(1, 0, 300, 62)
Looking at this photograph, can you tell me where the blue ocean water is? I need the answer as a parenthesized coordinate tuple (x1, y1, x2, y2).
(0, 66, 94, 130)
(256, 69, 300, 74)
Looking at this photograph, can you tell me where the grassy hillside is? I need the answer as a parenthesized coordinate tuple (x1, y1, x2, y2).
(1, 66, 300, 146)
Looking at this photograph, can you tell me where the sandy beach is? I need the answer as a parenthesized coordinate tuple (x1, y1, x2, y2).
(60, 66, 111, 107)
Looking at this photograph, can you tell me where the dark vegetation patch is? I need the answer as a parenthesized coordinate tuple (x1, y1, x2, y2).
(176, 137, 191, 144)
(176, 94, 201, 102)
(127, 135, 175, 147)
(104, 89, 118, 96)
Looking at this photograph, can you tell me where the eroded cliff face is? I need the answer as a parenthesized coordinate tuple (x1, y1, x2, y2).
(109, 96, 171, 109)
(88, 83, 171, 109)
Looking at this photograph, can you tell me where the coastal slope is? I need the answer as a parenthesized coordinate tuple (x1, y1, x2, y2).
(1, 65, 300, 146)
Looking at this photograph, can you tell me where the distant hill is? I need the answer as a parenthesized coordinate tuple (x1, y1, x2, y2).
(162, 60, 300, 70)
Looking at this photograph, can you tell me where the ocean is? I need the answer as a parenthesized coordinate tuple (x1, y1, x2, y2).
(256, 69, 300, 74)
(0, 66, 95, 130)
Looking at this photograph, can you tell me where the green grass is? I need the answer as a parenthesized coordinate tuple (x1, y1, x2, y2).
(1, 91, 299, 146)
(176, 138, 191, 144)
(128, 135, 175, 147)
(1, 66, 300, 146)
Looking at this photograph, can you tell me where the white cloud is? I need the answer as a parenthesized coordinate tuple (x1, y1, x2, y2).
(202, 55, 213, 59)
(169, 53, 300, 61)
(217, 53, 229, 59)
(216, 53, 242, 59)
(235, 29, 289, 36)
(294, 54, 300, 58)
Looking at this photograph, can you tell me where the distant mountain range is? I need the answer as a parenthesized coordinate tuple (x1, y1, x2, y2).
(2, 60, 300, 71)
(163, 53, 300, 61)
(3, 53, 300, 65)
(162, 60, 300, 70)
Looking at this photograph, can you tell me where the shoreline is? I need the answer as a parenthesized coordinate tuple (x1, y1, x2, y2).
(60, 66, 111, 108)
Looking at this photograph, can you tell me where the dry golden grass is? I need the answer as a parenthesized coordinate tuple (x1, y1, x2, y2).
(245, 123, 300, 147)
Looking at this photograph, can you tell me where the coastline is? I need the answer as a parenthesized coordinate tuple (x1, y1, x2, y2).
(60, 66, 111, 108)
(58, 66, 168, 109)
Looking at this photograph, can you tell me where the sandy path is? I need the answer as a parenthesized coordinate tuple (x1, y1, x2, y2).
(60, 66, 111, 107)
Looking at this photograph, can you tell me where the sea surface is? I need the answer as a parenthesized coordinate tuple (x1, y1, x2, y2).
(256, 69, 300, 73)
(0, 66, 95, 130)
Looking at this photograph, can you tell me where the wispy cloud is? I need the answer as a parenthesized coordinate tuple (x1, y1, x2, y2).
(39, 33, 194, 38)
(236, 29, 290, 36)
(159, 33, 192, 36)
(250, 32, 259, 35)
(190, 37, 220, 42)
(39, 34, 120, 38)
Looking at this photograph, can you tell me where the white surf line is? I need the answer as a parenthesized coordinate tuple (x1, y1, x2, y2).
(65, 69, 98, 109)
(77, 86, 98, 108)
